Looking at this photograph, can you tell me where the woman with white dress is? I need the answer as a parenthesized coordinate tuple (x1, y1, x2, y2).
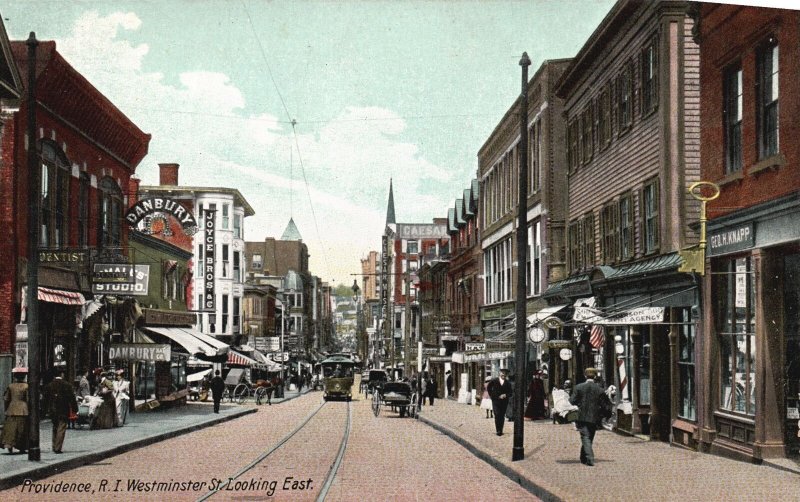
(479, 376, 493, 418)
(113, 370, 130, 426)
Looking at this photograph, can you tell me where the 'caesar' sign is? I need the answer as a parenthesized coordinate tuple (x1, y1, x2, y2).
(126, 197, 198, 235)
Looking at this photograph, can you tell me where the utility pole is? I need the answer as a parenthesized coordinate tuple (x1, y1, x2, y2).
(25, 32, 41, 462)
(512, 51, 531, 462)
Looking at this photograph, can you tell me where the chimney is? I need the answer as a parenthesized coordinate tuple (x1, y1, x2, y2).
(128, 176, 141, 206)
(159, 163, 179, 186)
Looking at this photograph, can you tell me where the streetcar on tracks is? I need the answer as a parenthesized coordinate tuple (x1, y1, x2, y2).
(320, 354, 356, 401)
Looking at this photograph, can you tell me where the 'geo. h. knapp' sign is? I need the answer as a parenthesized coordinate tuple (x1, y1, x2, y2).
(708, 222, 755, 257)
(126, 197, 198, 235)
(109, 343, 170, 361)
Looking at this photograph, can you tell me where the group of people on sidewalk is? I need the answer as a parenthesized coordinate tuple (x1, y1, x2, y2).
(480, 367, 613, 466)
(1, 367, 132, 456)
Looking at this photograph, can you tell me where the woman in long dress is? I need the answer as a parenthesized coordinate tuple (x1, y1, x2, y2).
(113, 370, 130, 426)
(524, 371, 547, 420)
(1, 370, 29, 453)
(94, 372, 117, 429)
(479, 376, 493, 418)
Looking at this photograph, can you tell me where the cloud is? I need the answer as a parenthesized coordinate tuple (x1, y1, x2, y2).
(54, 10, 457, 282)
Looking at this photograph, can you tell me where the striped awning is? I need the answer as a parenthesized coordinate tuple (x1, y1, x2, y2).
(228, 350, 258, 367)
(38, 287, 85, 305)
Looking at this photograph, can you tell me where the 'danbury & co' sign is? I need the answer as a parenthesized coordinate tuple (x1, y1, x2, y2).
(126, 197, 198, 235)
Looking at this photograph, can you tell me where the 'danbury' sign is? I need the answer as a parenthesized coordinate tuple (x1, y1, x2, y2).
(126, 197, 198, 235)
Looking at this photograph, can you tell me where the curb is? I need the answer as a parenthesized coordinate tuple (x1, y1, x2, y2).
(0, 407, 257, 491)
(417, 414, 563, 502)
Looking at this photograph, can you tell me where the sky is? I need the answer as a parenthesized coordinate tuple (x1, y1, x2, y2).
(0, 0, 792, 287)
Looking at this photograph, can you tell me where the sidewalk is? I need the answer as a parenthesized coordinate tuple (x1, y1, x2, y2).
(418, 399, 800, 502)
(0, 387, 308, 491)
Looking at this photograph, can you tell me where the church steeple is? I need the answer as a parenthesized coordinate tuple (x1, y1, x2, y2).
(386, 178, 396, 226)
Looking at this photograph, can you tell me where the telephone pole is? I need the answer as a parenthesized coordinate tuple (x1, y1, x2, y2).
(512, 51, 531, 462)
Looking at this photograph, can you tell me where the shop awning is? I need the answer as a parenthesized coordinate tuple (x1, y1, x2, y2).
(527, 304, 569, 324)
(38, 287, 85, 305)
(228, 350, 262, 367)
(180, 328, 230, 355)
(187, 368, 212, 382)
(145, 327, 226, 358)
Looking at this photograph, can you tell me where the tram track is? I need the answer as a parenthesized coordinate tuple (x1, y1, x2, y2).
(196, 397, 352, 502)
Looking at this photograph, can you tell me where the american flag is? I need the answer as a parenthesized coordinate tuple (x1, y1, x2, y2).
(589, 325, 605, 348)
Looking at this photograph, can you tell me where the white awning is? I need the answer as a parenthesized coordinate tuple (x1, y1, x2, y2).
(145, 327, 224, 358)
(177, 328, 229, 354)
(527, 304, 569, 324)
(187, 368, 212, 382)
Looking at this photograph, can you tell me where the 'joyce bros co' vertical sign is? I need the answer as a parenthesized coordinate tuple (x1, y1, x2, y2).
(203, 209, 215, 311)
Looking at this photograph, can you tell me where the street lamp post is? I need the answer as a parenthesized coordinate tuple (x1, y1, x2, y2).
(512, 52, 531, 462)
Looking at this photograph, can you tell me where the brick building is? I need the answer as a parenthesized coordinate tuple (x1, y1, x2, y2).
(1, 38, 150, 389)
(695, 3, 800, 461)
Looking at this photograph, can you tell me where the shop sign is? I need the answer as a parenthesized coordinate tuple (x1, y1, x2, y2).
(92, 265, 150, 295)
(93, 263, 135, 284)
(126, 197, 198, 235)
(428, 355, 452, 363)
(143, 309, 196, 326)
(203, 210, 216, 311)
(787, 407, 799, 420)
(561, 278, 593, 298)
(452, 350, 512, 364)
(109, 343, 171, 361)
(396, 223, 448, 239)
(546, 340, 572, 349)
(465, 342, 486, 352)
(708, 222, 754, 256)
(38, 250, 88, 264)
(574, 306, 664, 325)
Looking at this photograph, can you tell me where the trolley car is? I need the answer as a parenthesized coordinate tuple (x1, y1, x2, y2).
(320, 355, 356, 401)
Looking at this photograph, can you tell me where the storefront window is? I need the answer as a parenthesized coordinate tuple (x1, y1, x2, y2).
(716, 256, 756, 415)
(640, 336, 651, 406)
(678, 307, 696, 420)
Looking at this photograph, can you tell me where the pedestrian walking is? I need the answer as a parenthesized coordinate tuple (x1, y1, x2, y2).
(1, 368, 29, 454)
(445, 370, 453, 397)
(524, 370, 547, 420)
(569, 367, 605, 466)
(94, 371, 117, 428)
(210, 370, 225, 413)
(46, 369, 77, 454)
(505, 373, 516, 422)
(113, 370, 131, 426)
(487, 368, 513, 436)
(424, 374, 436, 406)
(480, 376, 493, 418)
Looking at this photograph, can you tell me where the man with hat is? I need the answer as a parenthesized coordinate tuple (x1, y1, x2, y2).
(569, 367, 605, 466)
(46, 369, 77, 453)
(486, 368, 513, 436)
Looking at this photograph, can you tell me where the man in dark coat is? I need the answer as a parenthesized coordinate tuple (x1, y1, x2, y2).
(46, 370, 77, 454)
(210, 370, 225, 413)
(424, 374, 437, 406)
(569, 367, 605, 466)
(487, 369, 513, 436)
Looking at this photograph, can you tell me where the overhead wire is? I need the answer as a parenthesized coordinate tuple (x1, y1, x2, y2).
(240, 0, 331, 276)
